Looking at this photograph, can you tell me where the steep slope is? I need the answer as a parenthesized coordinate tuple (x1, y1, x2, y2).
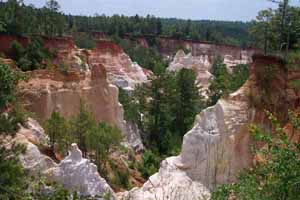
(19, 65, 123, 129)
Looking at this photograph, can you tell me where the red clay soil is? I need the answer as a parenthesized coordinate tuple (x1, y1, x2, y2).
(94, 40, 123, 55)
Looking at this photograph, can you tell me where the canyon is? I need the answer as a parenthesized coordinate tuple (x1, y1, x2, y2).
(122, 54, 300, 199)
(1, 33, 298, 199)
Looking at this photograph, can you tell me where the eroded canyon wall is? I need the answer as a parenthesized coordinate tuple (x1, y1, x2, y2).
(89, 40, 150, 90)
(124, 54, 300, 199)
(0, 34, 146, 151)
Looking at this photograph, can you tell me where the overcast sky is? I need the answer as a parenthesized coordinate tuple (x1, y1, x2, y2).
(22, 0, 299, 21)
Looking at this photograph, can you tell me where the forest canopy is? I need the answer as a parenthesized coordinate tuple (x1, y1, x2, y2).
(0, 0, 253, 47)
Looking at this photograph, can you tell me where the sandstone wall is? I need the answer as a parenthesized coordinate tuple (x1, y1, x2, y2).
(8, 35, 146, 151)
(19, 65, 124, 130)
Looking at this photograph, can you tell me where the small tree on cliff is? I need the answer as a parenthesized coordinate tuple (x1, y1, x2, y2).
(174, 68, 204, 136)
(86, 122, 122, 175)
(70, 100, 96, 158)
(45, 111, 71, 154)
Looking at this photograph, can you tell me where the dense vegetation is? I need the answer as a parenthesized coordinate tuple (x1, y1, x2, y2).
(10, 36, 52, 71)
(250, 0, 300, 55)
(0, 0, 254, 47)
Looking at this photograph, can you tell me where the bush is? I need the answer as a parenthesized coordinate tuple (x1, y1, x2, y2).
(287, 51, 300, 70)
(289, 79, 300, 90)
(138, 150, 161, 179)
(74, 32, 96, 49)
(0, 64, 19, 110)
(45, 112, 71, 156)
(10, 37, 51, 71)
(111, 163, 131, 190)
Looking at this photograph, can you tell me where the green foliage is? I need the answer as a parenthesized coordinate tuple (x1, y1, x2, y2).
(28, 178, 73, 200)
(208, 58, 249, 106)
(10, 37, 52, 71)
(70, 101, 96, 157)
(212, 111, 300, 200)
(0, 63, 20, 110)
(10, 40, 24, 61)
(229, 64, 249, 91)
(289, 79, 300, 90)
(250, 4, 300, 54)
(111, 162, 131, 190)
(287, 51, 300, 69)
(74, 32, 96, 49)
(45, 101, 122, 178)
(0, 102, 28, 134)
(86, 121, 122, 174)
(0, 1, 254, 46)
(138, 150, 161, 179)
(175, 69, 204, 136)
(119, 88, 140, 122)
(0, 143, 88, 199)
(121, 68, 203, 155)
(0, 141, 27, 200)
(0, 0, 66, 36)
(208, 57, 231, 105)
(0, 20, 6, 32)
(144, 69, 203, 154)
(45, 111, 71, 156)
(0, 62, 27, 135)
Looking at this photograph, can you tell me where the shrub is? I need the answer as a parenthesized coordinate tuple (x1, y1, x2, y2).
(45, 112, 71, 156)
(74, 32, 96, 49)
(287, 51, 300, 70)
(138, 150, 161, 179)
(0, 141, 27, 199)
(10, 37, 51, 71)
(289, 79, 300, 90)
(10, 40, 25, 61)
(111, 163, 131, 190)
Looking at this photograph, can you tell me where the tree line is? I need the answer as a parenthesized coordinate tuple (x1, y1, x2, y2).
(250, 0, 300, 55)
(0, 0, 254, 47)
